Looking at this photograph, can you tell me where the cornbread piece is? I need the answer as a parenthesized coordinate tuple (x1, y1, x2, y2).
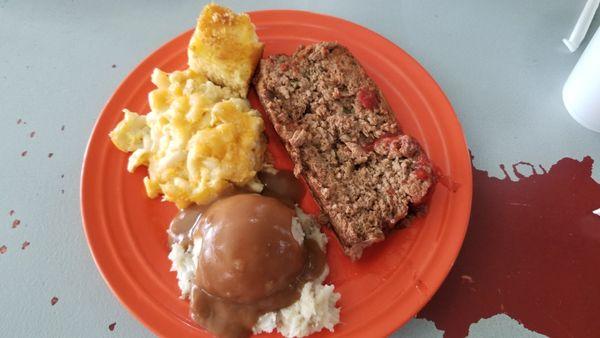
(254, 42, 434, 259)
(188, 3, 264, 97)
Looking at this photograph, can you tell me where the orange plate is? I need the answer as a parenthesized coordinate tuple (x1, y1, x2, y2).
(81, 10, 472, 337)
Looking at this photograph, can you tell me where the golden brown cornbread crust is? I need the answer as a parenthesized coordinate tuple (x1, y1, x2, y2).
(188, 4, 263, 97)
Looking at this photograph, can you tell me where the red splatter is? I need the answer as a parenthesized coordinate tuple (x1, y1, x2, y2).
(419, 156, 600, 338)
(511, 161, 538, 179)
(433, 166, 460, 192)
(357, 88, 379, 109)
(17, 118, 22, 124)
(437, 174, 460, 192)
(0, 245, 6, 254)
(9, 210, 14, 216)
(415, 168, 429, 181)
(21, 151, 27, 157)
(61, 125, 65, 131)
(108, 322, 116, 331)
(50, 297, 58, 306)
(538, 164, 547, 174)
(11, 219, 20, 228)
(21, 241, 30, 250)
(415, 279, 429, 294)
(48, 153, 54, 158)
(29, 131, 35, 138)
(499, 164, 510, 179)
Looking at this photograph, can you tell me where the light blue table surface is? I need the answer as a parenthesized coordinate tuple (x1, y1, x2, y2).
(1, 0, 598, 337)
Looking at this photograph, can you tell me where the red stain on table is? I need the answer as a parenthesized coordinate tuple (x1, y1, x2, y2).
(20, 151, 27, 157)
(9, 210, 14, 216)
(48, 153, 54, 158)
(108, 322, 116, 331)
(0, 245, 6, 254)
(419, 156, 600, 338)
(29, 131, 35, 138)
(11, 219, 20, 228)
(21, 241, 30, 250)
(50, 297, 59, 306)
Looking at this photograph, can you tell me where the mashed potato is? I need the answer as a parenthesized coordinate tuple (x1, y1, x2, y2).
(109, 68, 265, 208)
(168, 207, 341, 337)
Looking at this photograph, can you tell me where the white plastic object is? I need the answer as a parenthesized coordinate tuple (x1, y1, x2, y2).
(563, 0, 600, 52)
(563, 27, 600, 132)
(594, 208, 600, 216)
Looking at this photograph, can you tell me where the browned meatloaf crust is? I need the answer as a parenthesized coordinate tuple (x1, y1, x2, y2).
(254, 42, 434, 259)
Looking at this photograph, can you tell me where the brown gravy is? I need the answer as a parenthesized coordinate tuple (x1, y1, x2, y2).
(168, 171, 325, 338)
(190, 194, 325, 337)
(258, 170, 304, 206)
(167, 204, 206, 247)
(168, 170, 303, 247)
(195, 194, 303, 303)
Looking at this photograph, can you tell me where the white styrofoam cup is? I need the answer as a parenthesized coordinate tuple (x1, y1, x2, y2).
(563, 26, 600, 132)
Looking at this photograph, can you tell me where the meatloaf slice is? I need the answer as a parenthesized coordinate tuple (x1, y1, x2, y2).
(254, 42, 434, 259)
